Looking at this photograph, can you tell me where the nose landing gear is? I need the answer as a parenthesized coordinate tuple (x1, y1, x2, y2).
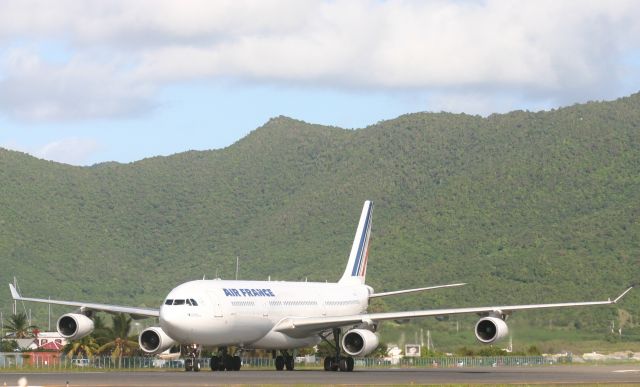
(184, 344, 201, 372)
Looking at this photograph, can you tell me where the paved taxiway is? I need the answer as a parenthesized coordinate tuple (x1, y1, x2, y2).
(2, 365, 640, 386)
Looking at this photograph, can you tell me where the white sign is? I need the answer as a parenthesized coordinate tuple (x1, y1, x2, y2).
(405, 344, 420, 357)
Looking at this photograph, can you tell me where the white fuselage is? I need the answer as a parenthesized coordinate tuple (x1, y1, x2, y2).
(159, 279, 370, 349)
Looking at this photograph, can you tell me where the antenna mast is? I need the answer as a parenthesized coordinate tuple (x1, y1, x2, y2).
(13, 277, 17, 315)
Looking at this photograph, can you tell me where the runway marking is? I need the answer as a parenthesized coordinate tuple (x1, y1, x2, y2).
(0, 372, 105, 375)
(612, 369, 640, 373)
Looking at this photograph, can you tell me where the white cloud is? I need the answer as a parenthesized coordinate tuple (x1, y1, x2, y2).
(0, 0, 639, 120)
(2, 137, 102, 165)
(35, 137, 101, 165)
(0, 48, 154, 121)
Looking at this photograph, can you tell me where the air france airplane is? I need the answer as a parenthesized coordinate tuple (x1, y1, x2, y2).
(9, 201, 632, 372)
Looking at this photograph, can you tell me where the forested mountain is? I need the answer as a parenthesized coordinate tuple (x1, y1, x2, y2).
(1, 93, 639, 330)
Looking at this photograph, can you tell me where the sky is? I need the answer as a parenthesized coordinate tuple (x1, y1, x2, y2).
(0, 0, 639, 165)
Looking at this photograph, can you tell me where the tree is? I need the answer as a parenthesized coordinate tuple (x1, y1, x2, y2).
(368, 342, 388, 358)
(1, 340, 18, 352)
(315, 341, 334, 358)
(296, 346, 316, 356)
(96, 314, 139, 359)
(91, 314, 110, 346)
(421, 347, 442, 357)
(526, 345, 541, 356)
(63, 335, 100, 358)
(4, 313, 37, 338)
(61, 314, 112, 359)
(477, 346, 508, 357)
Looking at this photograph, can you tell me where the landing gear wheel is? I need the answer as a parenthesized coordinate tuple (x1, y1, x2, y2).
(223, 354, 234, 371)
(185, 358, 194, 372)
(232, 355, 242, 371)
(324, 356, 331, 371)
(210, 356, 220, 371)
(339, 357, 349, 372)
(285, 356, 295, 371)
(275, 355, 285, 371)
(183, 344, 202, 372)
(346, 356, 354, 372)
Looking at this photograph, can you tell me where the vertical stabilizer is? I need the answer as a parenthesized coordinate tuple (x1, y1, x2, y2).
(339, 201, 373, 284)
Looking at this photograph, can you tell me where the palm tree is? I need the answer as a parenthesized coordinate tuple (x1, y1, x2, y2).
(91, 314, 110, 345)
(61, 314, 107, 359)
(63, 334, 100, 358)
(96, 314, 139, 361)
(5, 312, 37, 338)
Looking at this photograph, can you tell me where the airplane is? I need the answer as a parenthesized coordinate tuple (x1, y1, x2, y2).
(8, 200, 633, 373)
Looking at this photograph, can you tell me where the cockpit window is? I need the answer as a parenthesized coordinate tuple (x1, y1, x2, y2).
(165, 298, 198, 306)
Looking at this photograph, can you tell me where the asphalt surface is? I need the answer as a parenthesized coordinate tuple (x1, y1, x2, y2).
(2, 365, 640, 386)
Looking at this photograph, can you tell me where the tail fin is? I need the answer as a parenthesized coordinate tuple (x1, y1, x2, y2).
(339, 201, 373, 284)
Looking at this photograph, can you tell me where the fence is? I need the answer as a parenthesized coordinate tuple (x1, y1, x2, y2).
(0, 354, 562, 370)
(0, 354, 181, 370)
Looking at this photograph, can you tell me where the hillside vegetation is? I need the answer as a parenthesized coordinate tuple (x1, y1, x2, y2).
(1, 93, 639, 336)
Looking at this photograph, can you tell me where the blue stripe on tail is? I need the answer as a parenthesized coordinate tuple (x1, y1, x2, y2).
(351, 204, 373, 276)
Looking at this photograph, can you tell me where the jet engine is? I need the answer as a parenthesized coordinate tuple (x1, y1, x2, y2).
(139, 327, 177, 355)
(341, 329, 379, 357)
(474, 317, 509, 344)
(57, 313, 95, 340)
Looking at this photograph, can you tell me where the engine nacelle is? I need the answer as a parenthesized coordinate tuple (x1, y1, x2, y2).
(341, 329, 379, 357)
(475, 316, 509, 344)
(139, 327, 177, 355)
(57, 313, 94, 340)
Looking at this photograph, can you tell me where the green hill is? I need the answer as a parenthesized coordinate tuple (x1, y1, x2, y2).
(1, 93, 639, 336)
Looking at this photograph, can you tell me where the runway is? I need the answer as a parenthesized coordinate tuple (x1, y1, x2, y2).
(2, 365, 640, 386)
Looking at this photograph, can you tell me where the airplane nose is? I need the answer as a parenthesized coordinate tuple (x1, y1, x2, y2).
(160, 308, 195, 343)
(160, 308, 181, 333)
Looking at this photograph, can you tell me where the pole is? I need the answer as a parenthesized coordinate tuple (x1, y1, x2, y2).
(48, 297, 51, 331)
(235, 256, 239, 280)
(13, 277, 17, 315)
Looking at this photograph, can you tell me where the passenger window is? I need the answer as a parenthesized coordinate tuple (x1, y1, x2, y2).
(165, 299, 173, 305)
(174, 299, 185, 305)
(190, 299, 198, 306)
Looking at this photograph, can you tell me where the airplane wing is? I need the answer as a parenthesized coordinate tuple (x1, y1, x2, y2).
(274, 286, 632, 338)
(369, 282, 466, 298)
(9, 284, 159, 318)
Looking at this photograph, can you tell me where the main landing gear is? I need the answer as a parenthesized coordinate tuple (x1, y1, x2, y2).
(210, 347, 242, 371)
(184, 344, 201, 372)
(322, 328, 354, 372)
(273, 350, 295, 371)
